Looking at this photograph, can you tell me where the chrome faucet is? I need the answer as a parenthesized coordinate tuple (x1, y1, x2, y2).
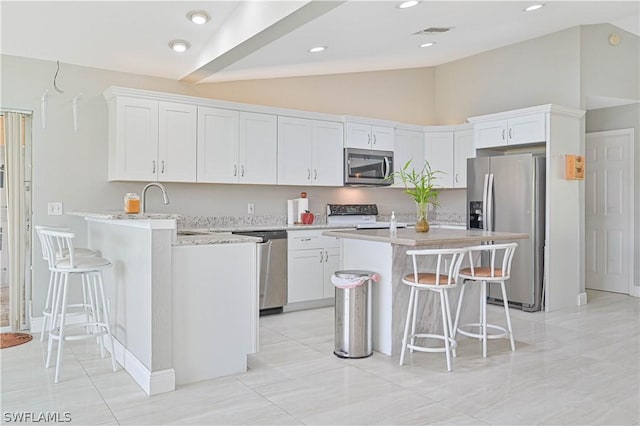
(141, 182, 170, 214)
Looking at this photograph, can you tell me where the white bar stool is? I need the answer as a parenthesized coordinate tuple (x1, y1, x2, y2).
(39, 228, 117, 383)
(399, 247, 466, 372)
(453, 242, 518, 358)
(35, 225, 98, 341)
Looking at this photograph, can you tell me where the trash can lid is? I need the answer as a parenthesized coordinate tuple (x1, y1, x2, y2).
(334, 270, 376, 279)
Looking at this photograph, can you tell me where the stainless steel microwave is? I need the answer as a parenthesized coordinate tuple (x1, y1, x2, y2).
(344, 148, 393, 186)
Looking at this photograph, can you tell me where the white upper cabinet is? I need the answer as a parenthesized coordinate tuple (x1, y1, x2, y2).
(345, 122, 395, 151)
(239, 112, 278, 185)
(108, 96, 196, 182)
(393, 129, 425, 187)
(453, 129, 474, 188)
(474, 112, 546, 149)
(311, 120, 344, 186)
(278, 116, 343, 186)
(197, 109, 277, 184)
(197, 107, 239, 183)
(425, 132, 455, 188)
(158, 102, 197, 182)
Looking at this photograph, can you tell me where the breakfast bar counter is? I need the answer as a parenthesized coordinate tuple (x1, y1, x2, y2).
(323, 228, 528, 356)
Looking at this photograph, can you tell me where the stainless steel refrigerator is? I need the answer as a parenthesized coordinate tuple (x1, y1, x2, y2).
(467, 153, 545, 312)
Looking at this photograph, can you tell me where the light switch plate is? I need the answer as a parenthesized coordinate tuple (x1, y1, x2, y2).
(47, 202, 63, 216)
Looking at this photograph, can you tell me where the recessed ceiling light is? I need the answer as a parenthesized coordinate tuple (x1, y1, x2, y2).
(188, 10, 210, 25)
(308, 46, 327, 53)
(419, 42, 435, 48)
(523, 4, 545, 12)
(169, 40, 190, 53)
(398, 0, 419, 9)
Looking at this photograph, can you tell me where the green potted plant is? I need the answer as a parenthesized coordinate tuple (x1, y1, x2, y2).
(389, 160, 442, 232)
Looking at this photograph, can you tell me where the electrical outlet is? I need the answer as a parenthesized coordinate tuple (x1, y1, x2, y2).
(247, 203, 255, 215)
(47, 202, 63, 216)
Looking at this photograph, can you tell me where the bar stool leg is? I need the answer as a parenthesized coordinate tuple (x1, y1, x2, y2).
(399, 287, 416, 366)
(410, 289, 419, 353)
(481, 281, 488, 358)
(439, 289, 452, 372)
(97, 272, 117, 372)
(452, 281, 466, 341)
(501, 281, 516, 351)
(41, 271, 56, 341)
(90, 273, 105, 358)
(54, 274, 70, 384)
(443, 289, 456, 358)
(45, 276, 62, 369)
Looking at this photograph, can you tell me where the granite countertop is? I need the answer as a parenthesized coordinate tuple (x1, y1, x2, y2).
(68, 211, 181, 220)
(173, 233, 262, 246)
(322, 227, 528, 246)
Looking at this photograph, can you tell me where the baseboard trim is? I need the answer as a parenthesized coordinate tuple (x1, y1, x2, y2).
(630, 286, 640, 298)
(577, 292, 588, 306)
(111, 337, 175, 396)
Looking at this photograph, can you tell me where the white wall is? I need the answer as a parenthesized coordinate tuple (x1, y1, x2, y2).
(434, 27, 582, 124)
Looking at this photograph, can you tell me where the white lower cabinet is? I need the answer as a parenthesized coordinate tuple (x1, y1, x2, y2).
(287, 230, 341, 304)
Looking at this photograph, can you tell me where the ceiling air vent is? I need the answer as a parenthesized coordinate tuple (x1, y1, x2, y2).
(412, 27, 453, 35)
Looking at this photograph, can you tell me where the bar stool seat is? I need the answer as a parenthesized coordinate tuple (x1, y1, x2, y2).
(453, 242, 518, 358)
(35, 226, 98, 341)
(399, 247, 466, 372)
(40, 228, 117, 383)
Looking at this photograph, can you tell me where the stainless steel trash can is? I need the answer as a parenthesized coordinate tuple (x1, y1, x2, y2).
(332, 270, 374, 359)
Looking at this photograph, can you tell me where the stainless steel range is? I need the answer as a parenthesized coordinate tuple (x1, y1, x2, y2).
(326, 204, 407, 229)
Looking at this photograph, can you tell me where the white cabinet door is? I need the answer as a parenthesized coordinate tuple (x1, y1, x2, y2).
(239, 112, 277, 185)
(425, 132, 454, 188)
(197, 107, 239, 183)
(288, 249, 324, 303)
(345, 122, 372, 149)
(371, 125, 395, 151)
(277, 116, 313, 185)
(394, 129, 425, 187)
(323, 246, 341, 298)
(113, 96, 159, 181)
(312, 120, 344, 186)
(508, 113, 546, 145)
(475, 119, 508, 149)
(158, 102, 197, 182)
(453, 129, 474, 189)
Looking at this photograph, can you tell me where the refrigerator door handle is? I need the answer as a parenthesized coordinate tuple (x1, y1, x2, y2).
(482, 174, 489, 231)
(487, 173, 494, 231)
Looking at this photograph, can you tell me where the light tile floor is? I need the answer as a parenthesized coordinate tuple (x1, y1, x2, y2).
(1, 289, 639, 425)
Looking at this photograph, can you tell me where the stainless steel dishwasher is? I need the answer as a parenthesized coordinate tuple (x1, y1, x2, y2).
(232, 230, 287, 315)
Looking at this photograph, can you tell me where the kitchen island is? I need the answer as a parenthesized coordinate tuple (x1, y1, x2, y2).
(323, 227, 528, 356)
(71, 212, 260, 395)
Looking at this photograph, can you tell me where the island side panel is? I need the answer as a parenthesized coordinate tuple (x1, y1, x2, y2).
(341, 238, 393, 355)
(88, 221, 153, 369)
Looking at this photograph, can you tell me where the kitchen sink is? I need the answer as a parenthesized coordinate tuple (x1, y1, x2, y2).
(177, 230, 213, 236)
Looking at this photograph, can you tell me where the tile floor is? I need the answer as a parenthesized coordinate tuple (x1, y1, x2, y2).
(1, 289, 639, 425)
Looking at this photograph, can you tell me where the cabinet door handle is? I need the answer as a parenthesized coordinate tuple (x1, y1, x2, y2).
(241, 165, 245, 177)
(455, 173, 459, 183)
(161, 160, 165, 174)
(373, 134, 377, 145)
(509, 128, 513, 139)
(152, 160, 156, 174)
(307, 168, 311, 180)
(314, 169, 318, 180)
(325, 251, 328, 262)
(320, 250, 324, 263)
(368, 134, 371, 146)
(300, 238, 312, 241)
(501, 129, 506, 140)
(234, 165, 237, 177)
